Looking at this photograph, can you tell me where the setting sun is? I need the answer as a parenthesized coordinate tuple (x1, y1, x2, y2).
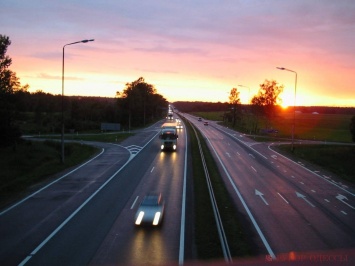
(279, 91, 295, 109)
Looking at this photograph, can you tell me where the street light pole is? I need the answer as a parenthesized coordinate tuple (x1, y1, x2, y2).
(276, 67, 297, 152)
(61, 39, 94, 163)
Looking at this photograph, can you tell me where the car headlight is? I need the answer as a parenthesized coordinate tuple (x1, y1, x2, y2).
(153, 212, 161, 225)
(161, 145, 164, 150)
(135, 211, 144, 225)
(173, 144, 177, 150)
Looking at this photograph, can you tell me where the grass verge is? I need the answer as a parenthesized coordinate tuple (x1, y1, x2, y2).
(276, 144, 355, 184)
(35, 132, 134, 143)
(184, 118, 254, 260)
(0, 140, 99, 207)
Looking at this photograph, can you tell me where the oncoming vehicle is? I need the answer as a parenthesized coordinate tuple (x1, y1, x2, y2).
(204, 121, 209, 126)
(135, 193, 164, 226)
(159, 122, 178, 151)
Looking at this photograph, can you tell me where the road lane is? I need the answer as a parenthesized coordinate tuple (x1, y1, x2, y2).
(186, 115, 355, 258)
(90, 123, 188, 265)
(23, 137, 161, 265)
(7, 119, 188, 265)
(0, 127, 160, 265)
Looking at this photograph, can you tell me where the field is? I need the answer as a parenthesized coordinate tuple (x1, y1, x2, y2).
(193, 111, 354, 143)
(272, 112, 352, 142)
(192, 110, 354, 183)
(35, 132, 133, 143)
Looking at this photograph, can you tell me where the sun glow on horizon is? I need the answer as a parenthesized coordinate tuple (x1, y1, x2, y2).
(279, 91, 295, 109)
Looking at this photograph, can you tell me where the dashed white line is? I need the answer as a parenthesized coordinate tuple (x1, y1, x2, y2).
(131, 196, 139, 209)
(277, 192, 289, 204)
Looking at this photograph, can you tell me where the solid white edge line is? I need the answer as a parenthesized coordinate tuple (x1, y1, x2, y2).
(19, 130, 160, 265)
(202, 127, 276, 259)
(0, 148, 105, 216)
(267, 144, 355, 197)
(179, 119, 188, 265)
(217, 127, 268, 160)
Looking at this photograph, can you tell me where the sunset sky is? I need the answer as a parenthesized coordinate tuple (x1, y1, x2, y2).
(2, 0, 355, 107)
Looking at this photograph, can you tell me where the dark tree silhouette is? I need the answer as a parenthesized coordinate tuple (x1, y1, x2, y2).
(116, 77, 168, 129)
(0, 35, 27, 147)
(350, 116, 355, 142)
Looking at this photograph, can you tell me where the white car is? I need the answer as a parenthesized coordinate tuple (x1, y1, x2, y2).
(135, 193, 165, 226)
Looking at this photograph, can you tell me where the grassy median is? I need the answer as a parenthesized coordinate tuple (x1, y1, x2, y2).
(184, 118, 255, 260)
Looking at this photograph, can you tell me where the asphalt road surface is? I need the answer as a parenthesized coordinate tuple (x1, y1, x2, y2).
(1, 115, 354, 265)
(0, 121, 189, 266)
(187, 114, 355, 261)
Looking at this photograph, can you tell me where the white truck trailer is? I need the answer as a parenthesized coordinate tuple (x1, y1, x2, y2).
(159, 122, 178, 151)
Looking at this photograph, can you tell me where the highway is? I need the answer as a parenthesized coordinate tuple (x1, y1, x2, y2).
(186, 114, 355, 260)
(0, 121, 189, 265)
(1, 114, 354, 265)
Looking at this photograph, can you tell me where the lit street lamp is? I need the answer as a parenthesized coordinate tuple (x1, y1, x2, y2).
(276, 67, 297, 151)
(61, 39, 94, 163)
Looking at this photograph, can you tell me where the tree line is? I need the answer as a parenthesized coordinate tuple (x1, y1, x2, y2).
(0, 34, 168, 147)
(1, 33, 354, 147)
(174, 81, 355, 141)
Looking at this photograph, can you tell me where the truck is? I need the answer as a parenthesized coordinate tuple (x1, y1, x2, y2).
(167, 113, 174, 120)
(159, 122, 178, 151)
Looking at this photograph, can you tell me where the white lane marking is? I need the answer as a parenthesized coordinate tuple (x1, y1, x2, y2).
(0, 148, 105, 216)
(296, 192, 315, 208)
(151, 167, 155, 173)
(268, 144, 355, 197)
(179, 119, 188, 265)
(336, 194, 355, 209)
(251, 166, 257, 172)
(203, 134, 276, 259)
(19, 130, 161, 265)
(255, 189, 269, 205)
(341, 211, 347, 215)
(277, 192, 289, 204)
(215, 127, 267, 160)
(131, 196, 139, 209)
